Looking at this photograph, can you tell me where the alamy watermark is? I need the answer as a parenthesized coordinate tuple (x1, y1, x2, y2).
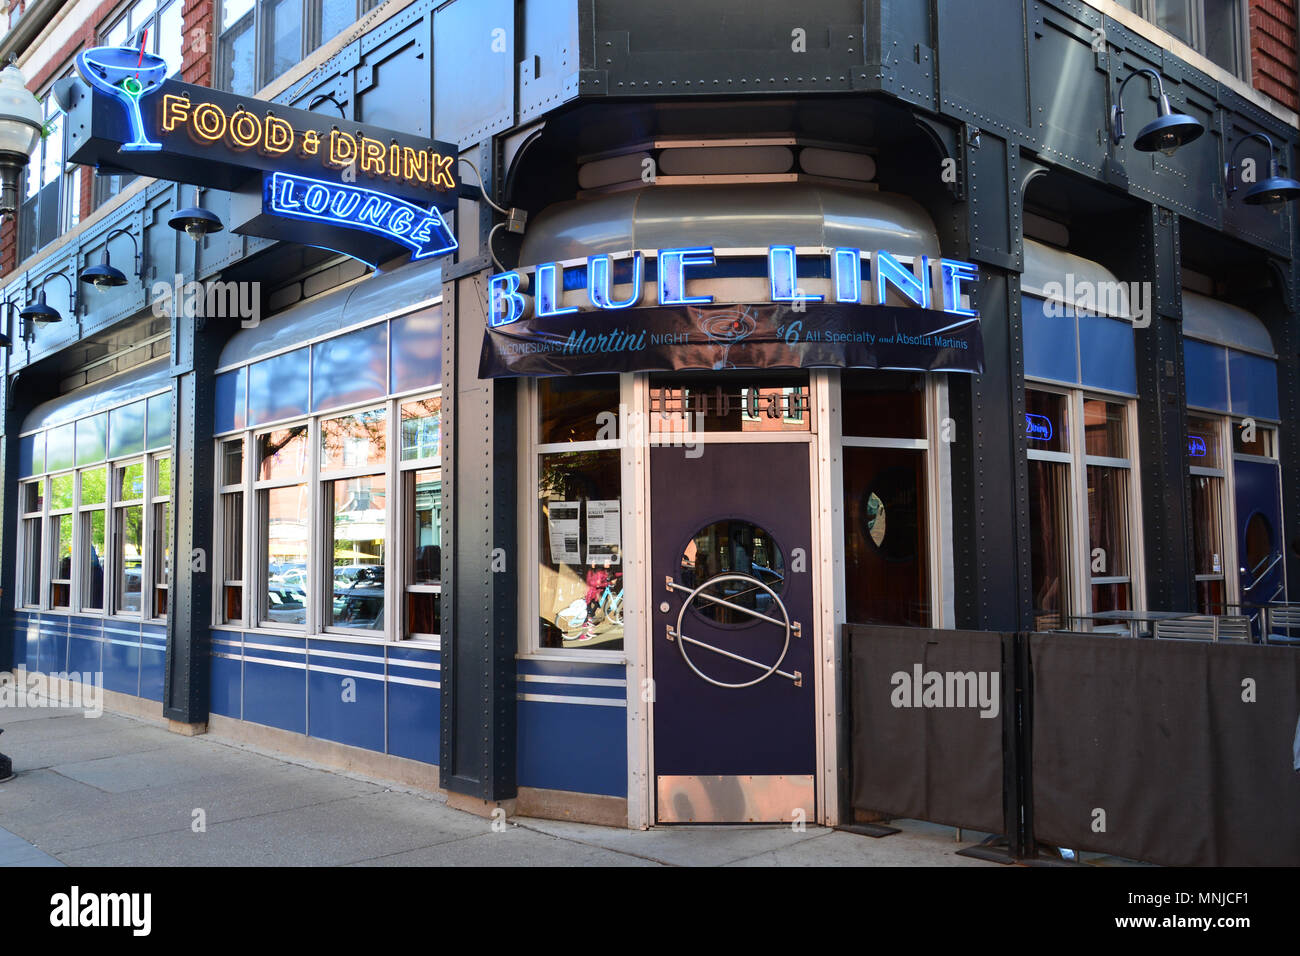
(890, 664, 999, 718)
(151, 273, 261, 327)
(0, 671, 104, 717)
(596, 404, 706, 458)
(1039, 274, 1152, 328)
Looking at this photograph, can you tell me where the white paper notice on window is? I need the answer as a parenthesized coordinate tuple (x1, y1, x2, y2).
(586, 499, 621, 565)
(548, 501, 581, 564)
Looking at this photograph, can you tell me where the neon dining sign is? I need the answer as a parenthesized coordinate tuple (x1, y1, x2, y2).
(488, 247, 980, 327)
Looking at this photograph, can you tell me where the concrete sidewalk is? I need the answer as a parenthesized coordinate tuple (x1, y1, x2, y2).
(0, 705, 999, 867)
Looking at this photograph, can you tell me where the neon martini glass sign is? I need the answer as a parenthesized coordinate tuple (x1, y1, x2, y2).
(76, 45, 169, 152)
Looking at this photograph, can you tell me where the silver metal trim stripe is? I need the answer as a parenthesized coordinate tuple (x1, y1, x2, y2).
(516, 692, 626, 708)
(516, 674, 625, 687)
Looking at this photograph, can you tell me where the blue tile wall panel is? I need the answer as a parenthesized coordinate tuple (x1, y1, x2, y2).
(101, 622, 141, 696)
(1022, 296, 1078, 385)
(387, 646, 440, 765)
(243, 637, 307, 733)
(140, 627, 167, 702)
(307, 667, 385, 752)
(209, 642, 243, 718)
(1078, 313, 1138, 396)
(1228, 350, 1280, 421)
(1184, 339, 1230, 412)
(516, 659, 628, 797)
(39, 617, 69, 675)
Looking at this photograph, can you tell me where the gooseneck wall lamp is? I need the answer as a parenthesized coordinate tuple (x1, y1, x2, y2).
(1110, 67, 1205, 156)
(80, 227, 145, 291)
(19, 270, 76, 325)
(1224, 132, 1300, 212)
(0, 292, 30, 349)
(169, 186, 224, 241)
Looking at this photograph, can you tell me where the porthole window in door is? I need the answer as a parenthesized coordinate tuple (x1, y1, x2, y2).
(680, 521, 785, 625)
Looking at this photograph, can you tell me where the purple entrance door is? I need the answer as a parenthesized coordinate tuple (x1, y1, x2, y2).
(650, 441, 816, 823)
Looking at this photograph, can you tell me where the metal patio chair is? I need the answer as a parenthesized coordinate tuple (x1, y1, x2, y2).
(1214, 614, 1253, 642)
(1265, 605, 1300, 646)
(1153, 616, 1218, 641)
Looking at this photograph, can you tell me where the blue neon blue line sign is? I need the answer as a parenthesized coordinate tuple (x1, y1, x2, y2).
(489, 246, 979, 327)
(266, 172, 457, 260)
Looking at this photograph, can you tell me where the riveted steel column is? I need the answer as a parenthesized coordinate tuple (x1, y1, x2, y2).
(163, 302, 219, 725)
(948, 130, 1033, 631)
(1135, 206, 1193, 609)
(439, 140, 518, 802)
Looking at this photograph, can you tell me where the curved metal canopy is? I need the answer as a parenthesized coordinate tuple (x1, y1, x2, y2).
(1021, 239, 1130, 319)
(1182, 289, 1274, 357)
(22, 357, 169, 433)
(518, 182, 941, 263)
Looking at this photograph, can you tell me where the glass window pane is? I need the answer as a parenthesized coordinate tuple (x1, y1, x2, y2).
(400, 396, 441, 461)
(109, 402, 146, 458)
(147, 392, 172, 448)
(220, 16, 255, 95)
(19, 432, 43, 475)
(540, 375, 620, 444)
(222, 439, 244, 485)
(320, 408, 387, 470)
(154, 501, 171, 616)
(42, 111, 62, 185)
(222, 0, 254, 29)
(107, 17, 130, 46)
(1083, 399, 1126, 458)
(411, 468, 441, 585)
(1087, 465, 1130, 579)
(222, 491, 244, 623)
(1026, 389, 1069, 452)
(312, 324, 387, 412)
(681, 520, 784, 625)
(159, 0, 183, 76)
(154, 456, 171, 497)
(47, 423, 75, 472)
(81, 510, 106, 610)
(1233, 422, 1276, 457)
(258, 426, 309, 481)
(51, 473, 75, 510)
(841, 371, 926, 439)
(321, 0, 354, 44)
(23, 481, 44, 513)
(1029, 458, 1073, 629)
(1186, 415, 1222, 468)
(80, 467, 108, 506)
(649, 375, 811, 434)
(1191, 475, 1225, 579)
(390, 308, 442, 394)
(51, 513, 73, 607)
(117, 462, 146, 501)
(248, 348, 308, 426)
(1204, 0, 1241, 74)
(327, 476, 386, 630)
(843, 446, 930, 626)
(264, 0, 303, 82)
(215, 368, 246, 434)
(407, 592, 440, 638)
(1152, 0, 1193, 44)
(262, 485, 309, 626)
(115, 504, 144, 613)
(538, 449, 623, 650)
(76, 414, 107, 466)
(23, 518, 42, 606)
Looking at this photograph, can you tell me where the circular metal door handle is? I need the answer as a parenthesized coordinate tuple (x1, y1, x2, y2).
(666, 572, 800, 689)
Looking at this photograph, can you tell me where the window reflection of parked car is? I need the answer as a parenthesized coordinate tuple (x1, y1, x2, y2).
(332, 566, 383, 629)
(267, 587, 307, 625)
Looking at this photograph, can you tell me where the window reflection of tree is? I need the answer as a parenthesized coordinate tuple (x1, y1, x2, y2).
(322, 411, 386, 468)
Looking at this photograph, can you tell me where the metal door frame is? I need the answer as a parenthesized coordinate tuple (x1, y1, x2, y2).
(631, 370, 832, 828)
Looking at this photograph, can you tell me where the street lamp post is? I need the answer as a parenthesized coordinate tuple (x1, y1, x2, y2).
(0, 57, 44, 217)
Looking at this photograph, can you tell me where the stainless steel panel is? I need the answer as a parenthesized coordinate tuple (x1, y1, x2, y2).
(519, 182, 940, 264)
(656, 774, 815, 823)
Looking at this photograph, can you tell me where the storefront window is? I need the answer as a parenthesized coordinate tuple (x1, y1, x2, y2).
(79, 468, 107, 612)
(51, 513, 73, 609)
(152, 456, 172, 617)
(21, 482, 43, 608)
(841, 373, 933, 627)
(115, 462, 146, 615)
(1188, 414, 1228, 613)
(220, 439, 245, 623)
(649, 374, 811, 435)
(321, 408, 388, 634)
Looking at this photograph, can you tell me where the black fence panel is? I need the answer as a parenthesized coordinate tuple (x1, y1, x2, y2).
(847, 625, 1009, 834)
(1030, 633, 1300, 866)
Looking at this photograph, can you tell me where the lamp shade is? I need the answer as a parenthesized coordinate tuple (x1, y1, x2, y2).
(0, 62, 43, 158)
(1133, 110, 1204, 155)
(81, 252, 129, 289)
(1243, 174, 1300, 207)
(168, 205, 224, 240)
(19, 291, 61, 323)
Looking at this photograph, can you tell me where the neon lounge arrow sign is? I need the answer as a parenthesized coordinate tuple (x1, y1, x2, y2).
(265, 172, 457, 260)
